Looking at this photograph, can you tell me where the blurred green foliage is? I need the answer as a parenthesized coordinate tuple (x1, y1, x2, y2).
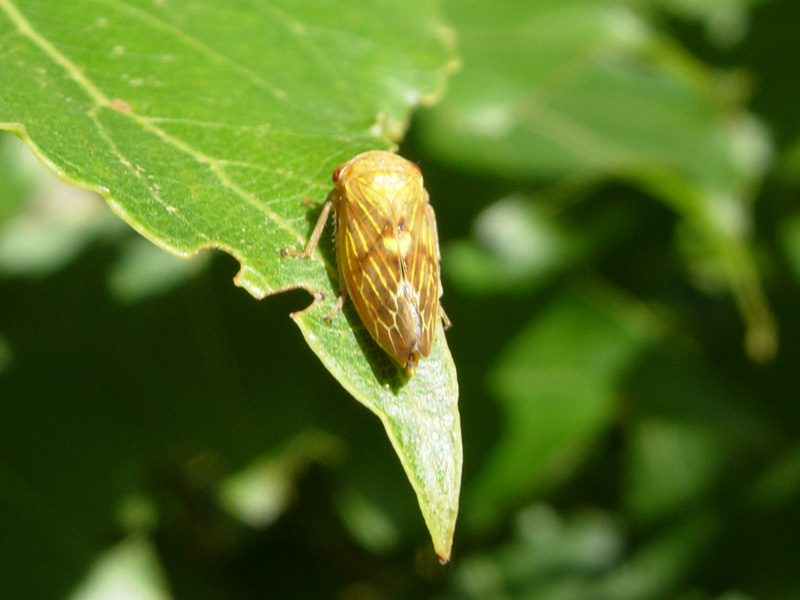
(2, 0, 800, 599)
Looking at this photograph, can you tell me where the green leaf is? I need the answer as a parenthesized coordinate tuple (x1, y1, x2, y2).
(623, 418, 726, 524)
(68, 536, 172, 600)
(0, 0, 460, 558)
(445, 194, 575, 295)
(219, 430, 344, 528)
(445, 504, 716, 600)
(643, 0, 764, 47)
(107, 235, 211, 303)
(467, 288, 658, 532)
(0, 173, 121, 277)
(779, 213, 800, 287)
(420, 0, 776, 362)
(0, 133, 37, 222)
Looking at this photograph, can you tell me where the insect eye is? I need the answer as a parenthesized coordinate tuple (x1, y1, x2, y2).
(332, 165, 344, 182)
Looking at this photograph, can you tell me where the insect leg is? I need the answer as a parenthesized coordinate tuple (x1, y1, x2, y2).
(323, 294, 345, 324)
(280, 190, 337, 258)
(439, 305, 452, 330)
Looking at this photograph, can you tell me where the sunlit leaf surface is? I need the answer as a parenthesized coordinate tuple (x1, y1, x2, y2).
(0, 0, 460, 560)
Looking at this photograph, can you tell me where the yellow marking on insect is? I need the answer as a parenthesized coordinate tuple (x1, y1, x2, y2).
(281, 150, 449, 376)
(381, 227, 413, 258)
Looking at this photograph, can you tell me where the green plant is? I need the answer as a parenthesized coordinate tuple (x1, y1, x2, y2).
(2, 0, 799, 598)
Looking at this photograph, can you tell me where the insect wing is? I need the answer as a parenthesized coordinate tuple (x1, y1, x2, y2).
(399, 188, 439, 359)
(336, 175, 420, 368)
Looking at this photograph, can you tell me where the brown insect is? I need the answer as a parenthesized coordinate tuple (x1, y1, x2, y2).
(283, 150, 450, 375)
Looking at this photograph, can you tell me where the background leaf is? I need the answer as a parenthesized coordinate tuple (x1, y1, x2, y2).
(466, 288, 659, 532)
(418, 0, 775, 361)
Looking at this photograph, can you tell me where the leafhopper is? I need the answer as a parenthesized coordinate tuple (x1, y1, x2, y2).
(283, 150, 450, 376)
